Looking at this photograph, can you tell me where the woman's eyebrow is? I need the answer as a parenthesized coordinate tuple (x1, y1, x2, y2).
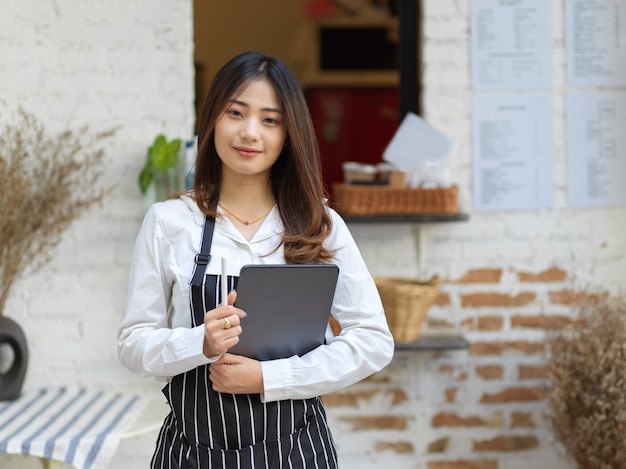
(263, 107, 283, 114)
(228, 99, 282, 114)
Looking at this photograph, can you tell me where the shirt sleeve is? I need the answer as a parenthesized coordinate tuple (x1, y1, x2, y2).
(117, 204, 213, 379)
(260, 210, 394, 402)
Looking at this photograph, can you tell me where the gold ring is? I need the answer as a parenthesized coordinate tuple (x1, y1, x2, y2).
(224, 317, 232, 329)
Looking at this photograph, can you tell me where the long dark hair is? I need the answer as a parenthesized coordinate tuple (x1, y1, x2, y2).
(193, 51, 334, 264)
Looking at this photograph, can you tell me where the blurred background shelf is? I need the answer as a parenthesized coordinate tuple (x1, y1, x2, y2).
(342, 213, 469, 223)
(395, 334, 469, 351)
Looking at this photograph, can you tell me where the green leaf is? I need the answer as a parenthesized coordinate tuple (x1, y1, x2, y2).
(138, 134, 182, 195)
(149, 135, 181, 172)
(138, 163, 154, 195)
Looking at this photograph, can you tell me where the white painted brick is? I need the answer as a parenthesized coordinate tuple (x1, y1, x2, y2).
(423, 0, 471, 18)
(2, 1, 625, 467)
(0, 1, 190, 464)
(2, 0, 192, 399)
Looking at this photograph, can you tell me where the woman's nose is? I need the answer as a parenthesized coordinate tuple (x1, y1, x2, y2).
(240, 119, 259, 141)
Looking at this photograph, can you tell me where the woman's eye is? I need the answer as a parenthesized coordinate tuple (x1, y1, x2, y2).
(264, 117, 279, 125)
(227, 109, 243, 118)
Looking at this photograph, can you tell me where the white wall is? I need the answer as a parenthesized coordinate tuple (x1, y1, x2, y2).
(422, 0, 626, 294)
(2, 0, 625, 468)
(1, 0, 194, 466)
(345, 0, 626, 286)
(324, 1, 625, 468)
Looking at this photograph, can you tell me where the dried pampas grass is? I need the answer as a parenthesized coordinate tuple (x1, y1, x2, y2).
(0, 106, 116, 315)
(546, 294, 626, 469)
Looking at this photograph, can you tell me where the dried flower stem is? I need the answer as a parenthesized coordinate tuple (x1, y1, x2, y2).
(0, 107, 116, 315)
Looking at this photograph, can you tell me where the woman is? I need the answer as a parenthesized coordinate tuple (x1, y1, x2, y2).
(118, 51, 394, 468)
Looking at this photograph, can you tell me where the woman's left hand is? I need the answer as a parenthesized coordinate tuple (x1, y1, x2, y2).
(209, 353, 264, 394)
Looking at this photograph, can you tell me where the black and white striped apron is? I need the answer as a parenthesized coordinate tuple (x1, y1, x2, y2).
(151, 215, 338, 468)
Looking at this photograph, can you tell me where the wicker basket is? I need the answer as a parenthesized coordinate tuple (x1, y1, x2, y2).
(375, 275, 440, 343)
(332, 184, 459, 216)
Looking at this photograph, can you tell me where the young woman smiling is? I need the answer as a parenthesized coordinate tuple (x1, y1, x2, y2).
(118, 51, 394, 468)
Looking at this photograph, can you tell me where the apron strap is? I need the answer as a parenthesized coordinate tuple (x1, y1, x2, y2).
(189, 198, 217, 287)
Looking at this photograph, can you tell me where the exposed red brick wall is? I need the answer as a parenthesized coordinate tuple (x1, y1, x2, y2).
(476, 365, 503, 380)
(477, 316, 503, 331)
(339, 415, 411, 431)
(511, 314, 572, 329)
(445, 387, 459, 403)
(432, 413, 490, 428)
(470, 341, 545, 356)
(548, 289, 605, 305)
(473, 435, 539, 451)
(323, 389, 408, 407)
(518, 267, 567, 282)
(325, 265, 589, 467)
(518, 364, 548, 380)
(375, 440, 414, 454)
(461, 292, 536, 307)
(427, 461, 498, 469)
(456, 269, 503, 283)
(429, 317, 457, 329)
(428, 437, 450, 453)
(435, 292, 452, 306)
(480, 386, 545, 403)
(511, 412, 536, 428)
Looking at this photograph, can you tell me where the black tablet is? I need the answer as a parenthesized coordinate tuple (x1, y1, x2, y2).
(230, 264, 339, 360)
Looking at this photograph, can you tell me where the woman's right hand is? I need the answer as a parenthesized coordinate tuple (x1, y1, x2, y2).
(203, 290, 246, 358)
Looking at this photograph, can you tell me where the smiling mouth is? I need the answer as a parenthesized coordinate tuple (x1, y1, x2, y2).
(234, 147, 261, 157)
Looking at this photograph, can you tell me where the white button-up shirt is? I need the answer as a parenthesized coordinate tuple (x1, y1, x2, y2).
(118, 195, 394, 402)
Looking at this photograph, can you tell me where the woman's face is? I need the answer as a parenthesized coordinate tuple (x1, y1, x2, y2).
(214, 78, 287, 181)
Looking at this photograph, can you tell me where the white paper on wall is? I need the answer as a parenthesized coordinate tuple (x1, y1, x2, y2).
(471, 0, 553, 90)
(567, 91, 626, 208)
(566, 0, 626, 87)
(472, 93, 554, 210)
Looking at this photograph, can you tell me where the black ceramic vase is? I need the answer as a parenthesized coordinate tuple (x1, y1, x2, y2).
(0, 316, 28, 401)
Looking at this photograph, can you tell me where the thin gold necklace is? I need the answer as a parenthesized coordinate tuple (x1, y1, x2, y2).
(219, 204, 272, 226)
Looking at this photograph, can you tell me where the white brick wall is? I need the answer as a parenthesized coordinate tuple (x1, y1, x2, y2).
(1, 1, 625, 468)
(1, 1, 193, 466)
(326, 1, 625, 468)
(413, 0, 626, 293)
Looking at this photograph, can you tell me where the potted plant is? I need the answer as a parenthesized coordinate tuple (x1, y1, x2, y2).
(138, 134, 182, 202)
(545, 293, 626, 468)
(0, 106, 115, 400)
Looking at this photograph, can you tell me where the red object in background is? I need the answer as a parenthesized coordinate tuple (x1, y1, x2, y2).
(306, 87, 399, 198)
(305, 0, 336, 18)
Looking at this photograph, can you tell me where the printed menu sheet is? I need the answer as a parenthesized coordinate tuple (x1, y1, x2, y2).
(566, 0, 626, 87)
(567, 92, 626, 207)
(473, 94, 553, 210)
(471, 0, 552, 90)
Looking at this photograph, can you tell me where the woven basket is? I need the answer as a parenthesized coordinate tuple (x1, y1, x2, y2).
(375, 275, 440, 343)
(332, 184, 459, 216)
